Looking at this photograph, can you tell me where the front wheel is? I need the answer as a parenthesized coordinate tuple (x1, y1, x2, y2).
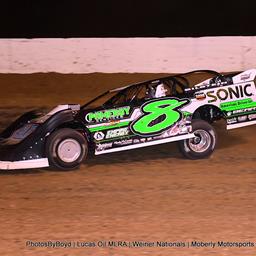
(178, 119, 217, 159)
(46, 128, 88, 170)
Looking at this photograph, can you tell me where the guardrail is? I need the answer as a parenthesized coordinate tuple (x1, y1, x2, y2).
(0, 37, 255, 73)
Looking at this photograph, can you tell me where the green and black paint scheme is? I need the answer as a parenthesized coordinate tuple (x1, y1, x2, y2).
(0, 69, 256, 170)
(83, 97, 193, 155)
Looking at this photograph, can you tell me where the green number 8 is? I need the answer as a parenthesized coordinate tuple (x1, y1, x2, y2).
(131, 98, 189, 136)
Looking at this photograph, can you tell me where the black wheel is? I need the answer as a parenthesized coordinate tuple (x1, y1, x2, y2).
(46, 128, 88, 170)
(178, 119, 217, 159)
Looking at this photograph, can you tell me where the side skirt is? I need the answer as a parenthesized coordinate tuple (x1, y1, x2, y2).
(227, 120, 256, 130)
(95, 133, 195, 155)
(0, 158, 49, 170)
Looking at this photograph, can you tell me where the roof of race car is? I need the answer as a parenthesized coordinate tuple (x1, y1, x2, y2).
(82, 69, 255, 109)
(109, 69, 223, 93)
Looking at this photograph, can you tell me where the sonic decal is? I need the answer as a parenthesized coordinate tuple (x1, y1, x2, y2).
(207, 84, 253, 103)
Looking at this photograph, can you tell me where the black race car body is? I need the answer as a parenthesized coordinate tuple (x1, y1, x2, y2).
(1, 69, 256, 170)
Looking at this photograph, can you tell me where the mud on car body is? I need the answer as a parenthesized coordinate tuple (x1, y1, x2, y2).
(0, 69, 256, 170)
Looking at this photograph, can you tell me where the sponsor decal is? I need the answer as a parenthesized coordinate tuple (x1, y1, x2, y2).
(220, 98, 256, 112)
(248, 114, 256, 120)
(153, 119, 191, 139)
(241, 72, 251, 80)
(131, 98, 190, 136)
(133, 139, 140, 144)
(88, 121, 130, 132)
(194, 92, 206, 100)
(109, 120, 121, 125)
(85, 106, 130, 122)
(237, 116, 247, 122)
(198, 82, 210, 87)
(114, 139, 133, 146)
(93, 131, 105, 141)
(227, 117, 237, 124)
(96, 142, 113, 151)
(106, 127, 129, 139)
(182, 111, 192, 117)
(207, 84, 253, 103)
(229, 106, 256, 115)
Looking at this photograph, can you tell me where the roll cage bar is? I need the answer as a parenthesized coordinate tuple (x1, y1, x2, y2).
(82, 70, 227, 109)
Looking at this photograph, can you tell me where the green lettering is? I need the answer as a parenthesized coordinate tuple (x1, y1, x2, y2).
(123, 107, 130, 115)
(86, 106, 131, 122)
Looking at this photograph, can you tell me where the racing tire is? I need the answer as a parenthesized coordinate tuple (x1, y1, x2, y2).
(46, 128, 88, 170)
(178, 119, 217, 159)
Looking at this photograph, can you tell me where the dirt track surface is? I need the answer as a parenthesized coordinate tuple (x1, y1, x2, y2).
(0, 73, 255, 256)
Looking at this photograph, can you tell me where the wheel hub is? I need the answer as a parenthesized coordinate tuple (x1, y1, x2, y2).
(193, 136, 201, 144)
(57, 139, 81, 163)
(188, 129, 211, 153)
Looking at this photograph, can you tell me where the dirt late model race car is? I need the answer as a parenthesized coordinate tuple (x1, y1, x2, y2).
(0, 69, 256, 170)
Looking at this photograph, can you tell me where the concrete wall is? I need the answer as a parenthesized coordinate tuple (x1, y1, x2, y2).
(0, 37, 256, 73)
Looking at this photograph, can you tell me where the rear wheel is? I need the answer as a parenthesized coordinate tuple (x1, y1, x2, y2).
(178, 119, 217, 159)
(46, 128, 88, 170)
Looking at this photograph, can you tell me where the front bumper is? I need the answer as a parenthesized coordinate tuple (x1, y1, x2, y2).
(0, 158, 49, 170)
